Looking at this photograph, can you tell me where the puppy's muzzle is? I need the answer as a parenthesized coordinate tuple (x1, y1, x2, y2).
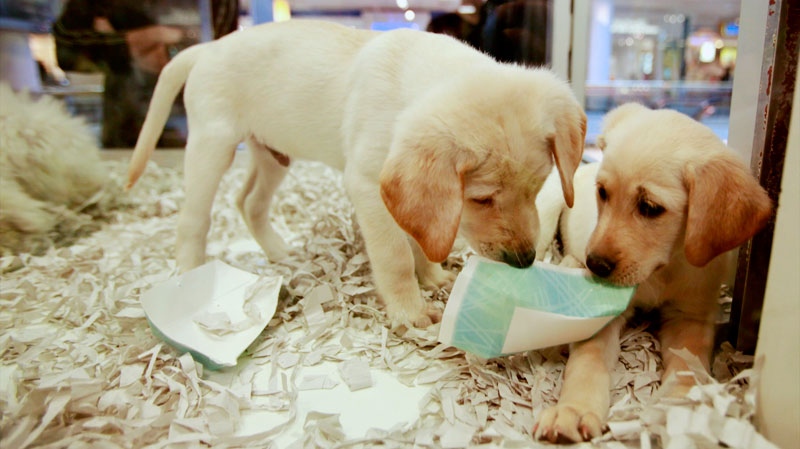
(586, 253, 616, 278)
(501, 249, 536, 268)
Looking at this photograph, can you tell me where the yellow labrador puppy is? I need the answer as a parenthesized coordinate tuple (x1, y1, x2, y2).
(126, 20, 586, 327)
(533, 103, 772, 442)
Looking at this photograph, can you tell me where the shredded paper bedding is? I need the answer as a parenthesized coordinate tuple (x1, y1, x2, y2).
(0, 159, 775, 448)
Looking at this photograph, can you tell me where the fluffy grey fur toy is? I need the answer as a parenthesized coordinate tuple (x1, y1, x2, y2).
(0, 83, 120, 256)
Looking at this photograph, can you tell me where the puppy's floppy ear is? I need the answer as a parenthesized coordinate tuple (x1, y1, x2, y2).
(549, 107, 587, 208)
(683, 150, 773, 267)
(380, 146, 478, 263)
(596, 103, 648, 151)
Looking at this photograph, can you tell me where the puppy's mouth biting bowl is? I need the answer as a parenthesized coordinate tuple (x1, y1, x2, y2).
(586, 255, 646, 287)
(500, 249, 536, 268)
(478, 245, 536, 268)
(605, 263, 657, 287)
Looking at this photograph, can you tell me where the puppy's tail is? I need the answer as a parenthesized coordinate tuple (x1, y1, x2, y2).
(125, 44, 205, 190)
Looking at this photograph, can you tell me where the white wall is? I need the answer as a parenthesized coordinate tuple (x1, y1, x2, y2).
(754, 58, 800, 448)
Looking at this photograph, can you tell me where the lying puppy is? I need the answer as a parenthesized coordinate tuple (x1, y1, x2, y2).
(125, 20, 586, 327)
(532, 103, 773, 442)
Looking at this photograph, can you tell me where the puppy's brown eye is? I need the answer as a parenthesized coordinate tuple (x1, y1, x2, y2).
(638, 200, 665, 218)
(471, 197, 494, 207)
(597, 185, 608, 202)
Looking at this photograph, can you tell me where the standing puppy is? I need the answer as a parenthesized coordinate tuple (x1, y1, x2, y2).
(533, 103, 773, 442)
(125, 20, 586, 327)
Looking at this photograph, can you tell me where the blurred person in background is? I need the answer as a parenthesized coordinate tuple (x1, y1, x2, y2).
(427, 0, 550, 67)
(52, 0, 238, 148)
(474, 0, 550, 66)
(426, 12, 473, 41)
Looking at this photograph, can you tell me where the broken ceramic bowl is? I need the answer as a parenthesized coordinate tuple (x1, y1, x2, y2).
(140, 261, 282, 369)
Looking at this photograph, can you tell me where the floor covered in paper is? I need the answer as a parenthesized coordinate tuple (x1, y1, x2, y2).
(0, 153, 773, 448)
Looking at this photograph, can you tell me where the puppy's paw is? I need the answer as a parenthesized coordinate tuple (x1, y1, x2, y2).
(265, 243, 295, 262)
(407, 305, 442, 328)
(386, 300, 442, 328)
(257, 231, 292, 261)
(659, 372, 697, 399)
(533, 404, 605, 443)
(417, 263, 456, 290)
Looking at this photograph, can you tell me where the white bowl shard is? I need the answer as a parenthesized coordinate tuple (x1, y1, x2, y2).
(140, 260, 283, 369)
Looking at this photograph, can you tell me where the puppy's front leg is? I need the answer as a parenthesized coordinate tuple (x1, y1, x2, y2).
(345, 175, 439, 327)
(409, 237, 456, 290)
(534, 316, 625, 442)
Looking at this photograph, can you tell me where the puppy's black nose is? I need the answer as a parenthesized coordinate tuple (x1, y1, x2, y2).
(502, 250, 536, 268)
(586, 254, 615, 278)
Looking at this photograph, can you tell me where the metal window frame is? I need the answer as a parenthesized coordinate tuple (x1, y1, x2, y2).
(729, 0, 798, 354)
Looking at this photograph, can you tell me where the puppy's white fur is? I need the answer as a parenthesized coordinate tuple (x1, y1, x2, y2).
(533, 103, 772, 442)
(126, 20, 586, 327)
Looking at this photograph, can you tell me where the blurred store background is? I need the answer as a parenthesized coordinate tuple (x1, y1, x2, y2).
(0, 0, 744, 147)
(581, 0, 740, 144)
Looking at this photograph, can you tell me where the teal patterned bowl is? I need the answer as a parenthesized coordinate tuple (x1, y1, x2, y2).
(438, 256, 636, 359)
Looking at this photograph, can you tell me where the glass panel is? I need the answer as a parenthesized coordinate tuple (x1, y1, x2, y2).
(584, 0, 742, 145)
(285, 1, 554, 68)
(0, 0, 237, 148)
(5, 1, 560, 148)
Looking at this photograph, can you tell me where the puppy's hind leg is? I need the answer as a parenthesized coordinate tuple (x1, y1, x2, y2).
(658, 308, 715, 398)
(176, 131, 238, 271)
(237, 138, 291, 261)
